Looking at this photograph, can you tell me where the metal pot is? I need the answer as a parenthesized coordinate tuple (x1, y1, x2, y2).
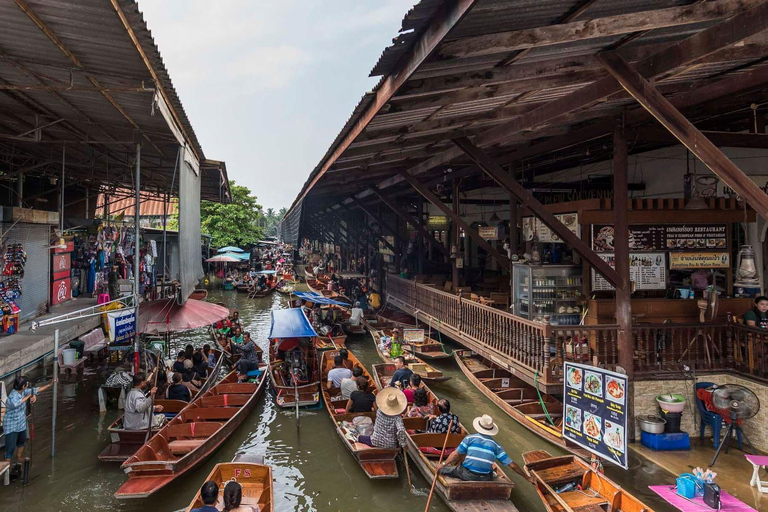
(638, 415, 666, 434)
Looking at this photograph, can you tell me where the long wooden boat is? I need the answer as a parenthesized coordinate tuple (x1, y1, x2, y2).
(189, 289, 208, 301)
(184, 453, 273, 512)
(249, 281, 277, 298)
(376, 307, 426, 329)
(523, 450, 653, 512)
(369, 326, 450, 383)
(319, 348, 400, 479)
(236, 283, 250, 293)
(268, 337, 321, 408)
(314, 332, 347, 350)
(276, 281, 295, 295)
(114, 367, 268, 499)
(454, 350, 589, 459)
(99, 349, 226, 462)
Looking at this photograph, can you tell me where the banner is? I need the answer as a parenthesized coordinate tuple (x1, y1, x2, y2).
(563, 362, 628, 469)
(108, 309, 136, 344)
(592, 224, 726, 252)
(592, 253, 667, 291)
(478, 225, 500, 240)
(669, 252, 730, 269)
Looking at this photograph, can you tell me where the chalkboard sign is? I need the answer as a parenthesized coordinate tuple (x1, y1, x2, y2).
(563, 362, 628, 469)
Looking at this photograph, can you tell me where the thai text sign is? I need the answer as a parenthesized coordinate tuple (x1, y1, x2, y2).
(669, 252, 730, 269)
(563, 362, 628, 469)
(592, 224, 726, 252)
(50, 278, 71, 306)
(478, 225, 500, 240)
(592, 253, 666, 291)
(107, 309, 136, 344)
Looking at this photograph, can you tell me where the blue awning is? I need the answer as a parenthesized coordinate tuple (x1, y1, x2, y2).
(268, 308, 318, 339)
(254, 270, 277, 274)
(293, 291, 350, 307)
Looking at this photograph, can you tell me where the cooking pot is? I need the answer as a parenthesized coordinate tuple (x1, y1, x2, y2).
(638, 414, 666, 434)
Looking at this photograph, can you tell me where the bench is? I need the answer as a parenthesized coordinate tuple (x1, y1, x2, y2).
(81, 328, 108, 359)
(168, 439, 206, 455)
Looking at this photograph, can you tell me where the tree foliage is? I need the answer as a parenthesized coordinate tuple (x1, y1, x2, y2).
(260, 207, 287, 238)
(201, 181, 263, 248)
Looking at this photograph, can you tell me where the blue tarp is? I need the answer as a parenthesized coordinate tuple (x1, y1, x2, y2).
(268, 308, 318, 339)
(218, 246, 244, 253)
(254, 270, 277, 274)
(293, 291, 350, 307)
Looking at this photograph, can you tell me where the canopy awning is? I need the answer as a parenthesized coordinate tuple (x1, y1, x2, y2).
(268, 308, 318, 339)
(138, 298, 230, 334)
(255, 270, 277, 274)
(218, 246, 244, 253)
(206, 253, 244, 263)
(293, 292, 350, 307)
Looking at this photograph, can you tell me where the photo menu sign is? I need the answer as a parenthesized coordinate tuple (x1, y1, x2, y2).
(563, 362, 629, 469)
(592, 224, 726, 252)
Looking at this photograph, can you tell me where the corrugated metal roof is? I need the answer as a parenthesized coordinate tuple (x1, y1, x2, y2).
(96, 190, 177, 217)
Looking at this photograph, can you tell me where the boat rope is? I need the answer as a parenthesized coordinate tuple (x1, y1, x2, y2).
(534, 370, 556, 426)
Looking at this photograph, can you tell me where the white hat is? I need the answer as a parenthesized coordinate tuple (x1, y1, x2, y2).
(473, 414, 499, 436)
(376, 387, 407, 416)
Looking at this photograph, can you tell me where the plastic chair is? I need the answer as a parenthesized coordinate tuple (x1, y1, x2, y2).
(695, 382, 742, 450)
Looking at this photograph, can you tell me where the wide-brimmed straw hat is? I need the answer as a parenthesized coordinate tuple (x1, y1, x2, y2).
(376, 387, 407, 416)
(473, 414, 499, 436)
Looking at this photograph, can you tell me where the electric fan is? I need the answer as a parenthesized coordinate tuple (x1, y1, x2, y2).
(709, 384, 760, 465)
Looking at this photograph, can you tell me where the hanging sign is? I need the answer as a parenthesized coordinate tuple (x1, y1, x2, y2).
(52, 252, 71, 281)
(478, 225, 500, 240)
(107, 308, 136, 344)
(592, 224, 726, 252)
(426, 215, 449, 230)
(669, 252, 730, 269)
(563, 362, 628, 469)
(522, 213, 579, 243)
(592, 253, 666, 291)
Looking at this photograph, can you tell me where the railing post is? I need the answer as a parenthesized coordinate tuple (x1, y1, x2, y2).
(542, 325, 553, 384)
(726, 323, 735, 366)
(457, 294, 463, 332)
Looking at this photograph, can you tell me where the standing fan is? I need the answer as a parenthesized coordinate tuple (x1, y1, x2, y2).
(709, 384, 760, 466)
(679, 290, 720, 365)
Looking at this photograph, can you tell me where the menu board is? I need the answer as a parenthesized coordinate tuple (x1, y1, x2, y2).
(592, 253, 667, 291)
(564, 362, 628, 469)
(522, 213, 580, 243)
(592, 224, 726, 252)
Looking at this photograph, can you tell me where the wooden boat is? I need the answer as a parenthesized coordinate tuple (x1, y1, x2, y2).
(344, 321, 365, 335)
(222, 281, 235, 291)
(455, 351, 589, 459)
(319, 348, 400, 479)
(184, 453, 273, 512)
(376, 307, 426, 329)
(276, 281, 295, 295)
(189, 289, 208, 301)
(99, 349, 226, 462)
(523, 450, 653, 512)
(409, 337, 451, 360)
(268, 312, 321, 408)
(314, 332, 347, 350)
(236, 282, 251, 293)
(249, 282, 277, 298)
(369, 326, 450, 383)
(114, 367, 268, 499)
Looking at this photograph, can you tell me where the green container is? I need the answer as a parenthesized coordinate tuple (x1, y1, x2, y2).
(69, 339, 85, 359)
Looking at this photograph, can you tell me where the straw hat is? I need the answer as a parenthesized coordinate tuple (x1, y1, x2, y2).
(376, 387, 407, 416)
(473, 414, 499, 436)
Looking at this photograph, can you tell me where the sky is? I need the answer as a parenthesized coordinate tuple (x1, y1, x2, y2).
(138, 0, 416, 212)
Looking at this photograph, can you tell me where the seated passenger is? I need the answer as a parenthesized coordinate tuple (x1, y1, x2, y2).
(346, 377, 376, 413)
(223, 480, 259, 512)
(744, 295, 768, 328)
(389, 356, 413, 389)
(191, 481, 219, 512)
(339, 348, 354, 370)
(405, 387, 434, 418)
(327, 355, 352, 389)
(403, 373, 421, 403)
(340, 367, 364, 400)
(357, 388, 407, 449)
(427, 399, 461, 434)
(166, 372, 191, 402)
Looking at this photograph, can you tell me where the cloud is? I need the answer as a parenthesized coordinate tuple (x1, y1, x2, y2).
(225, 46, 310, 91)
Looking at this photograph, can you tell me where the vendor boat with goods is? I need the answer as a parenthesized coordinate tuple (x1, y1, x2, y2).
(455, 351, 589, 459)
(368, 323, 450, 383)
(319, 348, 401, 479)
(267, 308, 321, 409)
(114, 366, 268, 499)
(184, 453, 274, 512)
(524, 450, 654, 512)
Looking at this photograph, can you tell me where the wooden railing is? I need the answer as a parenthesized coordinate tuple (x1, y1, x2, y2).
(386, 275, 768, 384)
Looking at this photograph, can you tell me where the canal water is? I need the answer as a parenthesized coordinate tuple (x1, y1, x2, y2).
(0, 289, 675, 512)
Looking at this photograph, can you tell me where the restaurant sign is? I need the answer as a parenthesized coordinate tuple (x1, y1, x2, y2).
(564, 362, 628, 469)
(107, 308, 136, 344)
(478, 225, 501, 240)
(426, 215, 450, 230)
(592, 253, 667, 291)
(669, 252, 730, 269)
(592, 224, 726, 252)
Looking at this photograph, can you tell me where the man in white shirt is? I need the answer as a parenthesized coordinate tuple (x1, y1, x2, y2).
(326, 355, 352, 389)
(124, 373, 165, 430)
(349, 302, 363, 326)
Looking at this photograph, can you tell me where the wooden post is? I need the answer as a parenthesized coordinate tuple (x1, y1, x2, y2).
(613, 122, 634, 439)
(509, 172, 518, 304)
(452, 179, 460, 291)
(417, 197, 424, 274)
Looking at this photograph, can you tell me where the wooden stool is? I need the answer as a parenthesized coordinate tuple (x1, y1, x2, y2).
(746, 454, 768, 493)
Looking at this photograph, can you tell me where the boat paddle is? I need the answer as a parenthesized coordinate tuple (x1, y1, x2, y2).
(144, 358, 161, 443)
(424, 420, 454, 512)
(403, 446, 412, 491)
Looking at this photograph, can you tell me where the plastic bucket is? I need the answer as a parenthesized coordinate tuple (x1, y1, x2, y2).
(62, 348, 77, 366)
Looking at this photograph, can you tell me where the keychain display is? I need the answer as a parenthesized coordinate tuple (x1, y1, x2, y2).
(0, 243, 24, 335)
(3, 244, 26, 277)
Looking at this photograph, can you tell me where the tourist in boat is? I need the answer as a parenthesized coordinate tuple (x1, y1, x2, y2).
(203, 344, 216, 367)
(402, 373, 421, 403)
(368, 290, 381, 310)
(166, 372, 191, 402)
(223, 480, 258, 512)
(744, 295, 768, 328)
(438, 414, 529, 482)
(232, 332, 262, 379)
(4, 376, 55, 468)
(327, 355, 352, 389)
(155, 368, 169, 398)
(339, 348, 354, 370)
(217, 317, 232, 336)
(427, 399, 461, 434)
(124, 373, 165, 430)
(231, 310, 242, 328)
(231, 327, 244, 345)
(172, 350, 186, 373)
(192, 351, 209, 380)
(357, 388, 407, 449)
(389, 356, 413, 389)
(191, 481, 219, 512)
(345, 377, 376, 413)
(341, 367, 364, 399)
(405, 387, 434, 418)
(181, 359, 202, 390)
(349, 301, 363, 326)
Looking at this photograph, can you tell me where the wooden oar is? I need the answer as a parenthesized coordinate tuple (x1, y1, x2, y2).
(144, 358, 161, 443)
(424, 420, 454, 512)
(403, 447, 412, 490)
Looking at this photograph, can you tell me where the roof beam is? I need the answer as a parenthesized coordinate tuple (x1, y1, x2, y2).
(438, 0, 760, 60)
(452, 136, 621, 287)
(598, 51, 768, 219)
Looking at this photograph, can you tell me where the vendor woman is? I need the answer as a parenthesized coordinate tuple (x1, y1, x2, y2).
(744, 295, 768, 328)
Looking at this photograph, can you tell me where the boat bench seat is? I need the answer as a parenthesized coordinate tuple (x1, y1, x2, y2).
(168, 439, 206, 455)
(559, 491, 608, 511)
(537, 463, 584, 485)
(353, 442, 380, 451)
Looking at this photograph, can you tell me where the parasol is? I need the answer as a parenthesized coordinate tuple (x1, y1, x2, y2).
(138, 298, 230, 334)
(206, 253, 242, 263)
(217, 246, 244, 253)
